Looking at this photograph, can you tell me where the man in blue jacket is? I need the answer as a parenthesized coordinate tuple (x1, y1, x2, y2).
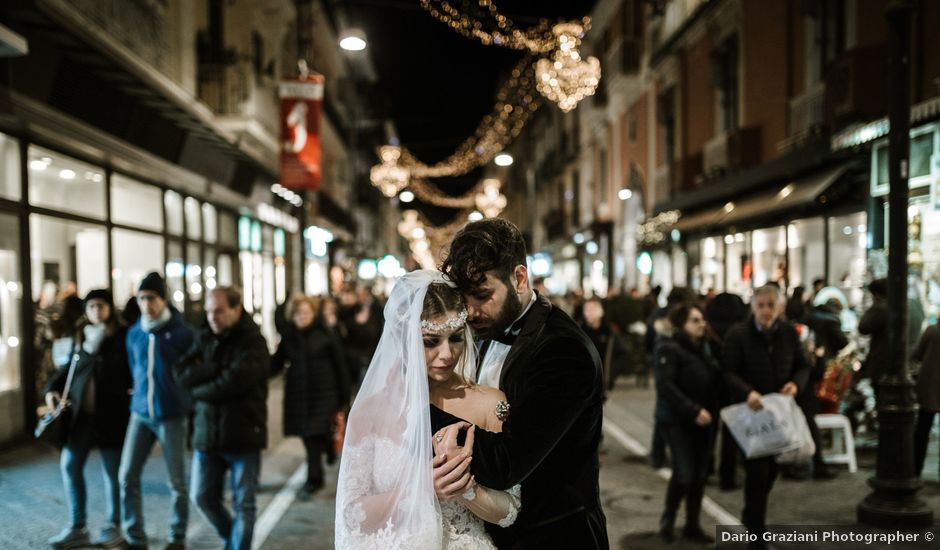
(119, 272, 195, 550)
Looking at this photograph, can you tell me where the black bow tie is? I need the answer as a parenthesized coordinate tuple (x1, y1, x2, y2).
(491, 317, 526, 346)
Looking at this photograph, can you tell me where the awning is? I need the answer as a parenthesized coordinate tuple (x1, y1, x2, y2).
(673, 165, 848, 232)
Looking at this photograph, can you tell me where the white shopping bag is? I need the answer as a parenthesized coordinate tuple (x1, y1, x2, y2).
(775, 397, 816, 465)
(720, 393, 809, 459)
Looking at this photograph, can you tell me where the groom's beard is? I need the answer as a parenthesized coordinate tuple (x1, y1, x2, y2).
(476, 289, 523, 341)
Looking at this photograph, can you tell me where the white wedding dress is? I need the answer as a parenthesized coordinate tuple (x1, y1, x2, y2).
(340, 433, 520, 549)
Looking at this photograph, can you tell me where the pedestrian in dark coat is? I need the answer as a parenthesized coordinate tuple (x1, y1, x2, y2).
(858, 278, 889, 383)
(913, 322, 940, 478)
(271, 294, 350, 494)
(722, 285, 809, 549)
(175, 287, 269, 550)
(43, 289, 132, 549)
(654, 303, 719, 544)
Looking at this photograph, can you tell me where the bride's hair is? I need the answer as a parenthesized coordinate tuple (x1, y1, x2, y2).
(422, 283, 476, 386)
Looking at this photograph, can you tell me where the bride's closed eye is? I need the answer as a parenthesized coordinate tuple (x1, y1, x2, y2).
(422, 333, 464, 348)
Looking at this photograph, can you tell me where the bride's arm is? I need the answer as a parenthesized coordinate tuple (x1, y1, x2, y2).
(458, 481, 521, 527)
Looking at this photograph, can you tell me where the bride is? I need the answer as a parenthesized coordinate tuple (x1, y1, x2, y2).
(335, 270, 520, 549)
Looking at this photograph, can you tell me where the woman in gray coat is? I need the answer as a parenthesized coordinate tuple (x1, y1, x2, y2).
(913, 321, 940, 477)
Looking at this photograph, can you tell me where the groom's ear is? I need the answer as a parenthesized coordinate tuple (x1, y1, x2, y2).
(512, 264, 529, 295)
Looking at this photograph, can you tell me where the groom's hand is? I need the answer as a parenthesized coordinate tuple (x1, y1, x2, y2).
(432, 422, 475, 500)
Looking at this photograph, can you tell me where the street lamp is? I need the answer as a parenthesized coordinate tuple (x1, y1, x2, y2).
(339, 28, 367, 51)
(494, 153, 514, 167)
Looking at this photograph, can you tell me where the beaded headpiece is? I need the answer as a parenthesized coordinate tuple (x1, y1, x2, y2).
(420, 309, 468, 333)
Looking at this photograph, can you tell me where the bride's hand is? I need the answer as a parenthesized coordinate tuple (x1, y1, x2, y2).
(433, 422, 475, 458)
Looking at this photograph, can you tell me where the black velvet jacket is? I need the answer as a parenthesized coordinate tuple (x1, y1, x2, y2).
(433, 293, 608, 549)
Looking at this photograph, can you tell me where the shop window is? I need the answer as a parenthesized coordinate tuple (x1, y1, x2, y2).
(187, 243, 203, 302)
(111, 174, 163, 231)
(0, 213, 22, 392)
(724, 232, 751, 298)
(30, 215, 108, 300)
(699, 236, 725, 293)
(0, 133, 21, 201)
(910, 132, 934, 180)
(28, 147, 105, 219)
(166, 240, 185, 311)
(165, 190, 184, 236)
(204, 248, 218, 291)
(202, 203, 218, 244)
(218, 253, 234, 287)
(219, 211, 236, 248)
(185, 197, 202, 240)
(112, 228, 164, 310)
(752, 226, 787, 287)
(828, 212, 868, 310)
(788, 218, 825, 289)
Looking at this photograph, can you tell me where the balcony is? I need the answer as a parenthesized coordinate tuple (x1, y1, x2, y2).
(700, 126, 762, 179)
(826, 45, 888, 126)
(604, 36, 641, 79)
(543, 208, 566, 242)
(789, 81, 826, 138)
(198, 63, 250, 116)
(650, 0, 712, 61)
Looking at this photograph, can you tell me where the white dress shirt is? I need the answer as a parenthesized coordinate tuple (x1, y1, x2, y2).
(476, 292, 538, 388)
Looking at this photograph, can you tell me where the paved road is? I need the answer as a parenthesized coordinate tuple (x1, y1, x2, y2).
(2, 378, 939, 549)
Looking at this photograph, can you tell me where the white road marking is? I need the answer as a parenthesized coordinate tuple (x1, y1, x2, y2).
(251, 463, 309, 550)
(603, 415, 741, 525)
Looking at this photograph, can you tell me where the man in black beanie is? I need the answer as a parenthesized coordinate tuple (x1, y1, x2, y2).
(119, 272, 195, 550)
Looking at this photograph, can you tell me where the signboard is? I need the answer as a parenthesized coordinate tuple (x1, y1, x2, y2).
(279, 76, 325, 190)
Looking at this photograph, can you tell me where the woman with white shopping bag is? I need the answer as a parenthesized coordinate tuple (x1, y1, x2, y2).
(653, 303, 721, 544)
(721, 285, 810, 550)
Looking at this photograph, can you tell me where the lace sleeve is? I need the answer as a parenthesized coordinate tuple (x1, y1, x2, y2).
(339, 434, 376, 529)
(497, 484, 522, 527)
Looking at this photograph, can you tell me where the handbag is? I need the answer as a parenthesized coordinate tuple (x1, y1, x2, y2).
(35, 351, 80, 449)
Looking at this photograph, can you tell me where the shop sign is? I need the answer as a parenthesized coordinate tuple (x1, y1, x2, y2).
(279, 76, 324, 190)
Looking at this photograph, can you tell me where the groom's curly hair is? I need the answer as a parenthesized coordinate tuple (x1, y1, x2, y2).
(440, 218, 527, 291)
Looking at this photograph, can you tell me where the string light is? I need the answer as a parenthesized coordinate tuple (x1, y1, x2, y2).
(535, 23, 601, 112)
(419, 0, 557, 53)
(638, 210, 681, 246)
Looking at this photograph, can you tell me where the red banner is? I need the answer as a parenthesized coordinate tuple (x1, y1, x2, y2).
(279, 75, 324, 190)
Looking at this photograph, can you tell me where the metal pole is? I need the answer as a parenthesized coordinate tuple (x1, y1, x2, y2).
(857, 0, 932, 528)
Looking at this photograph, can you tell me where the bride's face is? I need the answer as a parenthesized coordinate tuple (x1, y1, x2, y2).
(423, 313, 466, 385)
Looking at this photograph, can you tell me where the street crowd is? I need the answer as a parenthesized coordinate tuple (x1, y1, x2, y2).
(561, 277, 940, 548)
(35, 274, 383, 550)
(28, 266, 940, 550)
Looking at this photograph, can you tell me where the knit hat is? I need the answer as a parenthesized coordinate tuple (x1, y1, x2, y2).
(83, 288, 114, 308)
(138, 272, 167, 300)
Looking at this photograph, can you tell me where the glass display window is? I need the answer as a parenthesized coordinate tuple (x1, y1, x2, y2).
(165, 190, 184, 236)
(0, 133, 21, 201)
(28, 146, 105, 219)
(0, 213, 22, 392)
(112, 228, 164, 309)
(111, 174, 163, 231)
(29, 214, 108, 299)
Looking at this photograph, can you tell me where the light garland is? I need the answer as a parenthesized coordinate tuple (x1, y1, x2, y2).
(409, 178, 481, 208)
(419, 0, 557, 53)
(535, 23, 601, 112)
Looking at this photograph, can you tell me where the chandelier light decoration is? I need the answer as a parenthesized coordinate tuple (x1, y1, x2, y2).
(535, 23, 601, 112)
(474, 178, 508, 218)
(370, 145, 410, 198)
(421, 0, 600, 112)
(637, 210, 681, 246)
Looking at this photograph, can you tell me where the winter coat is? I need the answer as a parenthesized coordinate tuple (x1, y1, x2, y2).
(806, 305, 848, 360)
(913, 324, 940, 412)
(271, 323, 350, 436)
(126, 307, 195, 420)
(43, 324, 133, 449)
(722, 315, 811, 402)
(654, 331, 721, 426)
(858, 299, 889, 381)
(175, 312, 270, 451)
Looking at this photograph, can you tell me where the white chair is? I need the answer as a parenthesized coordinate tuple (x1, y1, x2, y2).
(815, 413, 858, 473)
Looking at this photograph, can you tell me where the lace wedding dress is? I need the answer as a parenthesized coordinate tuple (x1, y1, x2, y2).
(340, 433, 520, 549)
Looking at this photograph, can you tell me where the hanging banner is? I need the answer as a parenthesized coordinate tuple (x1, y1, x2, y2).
(279, 75, 325, 190)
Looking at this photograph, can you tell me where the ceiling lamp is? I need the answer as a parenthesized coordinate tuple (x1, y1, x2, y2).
(339, 28, 367, 51)
(475, 178, 508, 218)
(535, 23, 601, 112)
(370, 146, 410, 198)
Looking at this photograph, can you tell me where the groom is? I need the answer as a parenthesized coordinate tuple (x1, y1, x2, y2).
(435, 218, 609, 549)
